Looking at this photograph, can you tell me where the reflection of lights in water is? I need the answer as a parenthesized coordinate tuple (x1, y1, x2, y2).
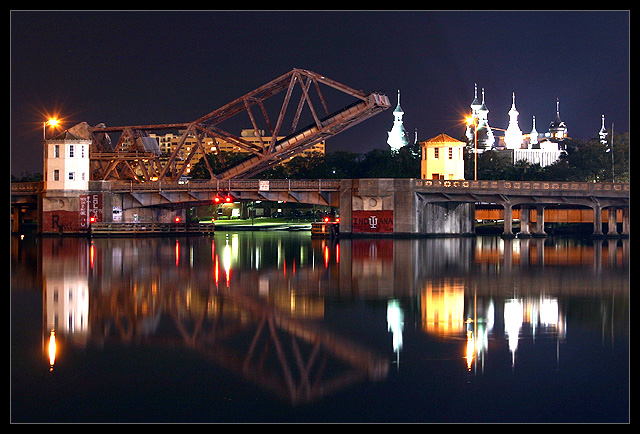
(48, 330, 56, 371)
(466, 329, 475, 370)
(539, 297, 559, 326)
(502, 296, 561, 368)
(223, 242, 231, 284)
(214, 255, 219, 286)
(387, 300, 404, 368)
(504, 299, 523, 366)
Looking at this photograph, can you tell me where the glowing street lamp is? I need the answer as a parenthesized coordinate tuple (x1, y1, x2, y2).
(43, 118, 59, 140)
(466, 116, 478, 181)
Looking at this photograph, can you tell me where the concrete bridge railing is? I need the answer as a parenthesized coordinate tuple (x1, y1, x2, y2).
(415, 179, 629, 197)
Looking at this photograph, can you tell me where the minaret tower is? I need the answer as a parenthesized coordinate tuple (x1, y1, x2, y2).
(387, 90, 409, 152)
(529, 116, 539, 147)
(466, 83, 481, 143)
(476, 88, 495, 150)
(549, 98, 567, 140)
(599, 114, 608, 144)
(504, 92, 523, 149)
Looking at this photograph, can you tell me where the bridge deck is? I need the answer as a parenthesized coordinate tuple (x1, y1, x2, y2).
(415, 179, 629, 198)
(12, 178, 629, 198)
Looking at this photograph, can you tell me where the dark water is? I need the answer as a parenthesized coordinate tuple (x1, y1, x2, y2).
(11, 232, 629, 423)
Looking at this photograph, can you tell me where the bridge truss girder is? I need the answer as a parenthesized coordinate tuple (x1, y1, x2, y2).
(88, 69, 390, 182)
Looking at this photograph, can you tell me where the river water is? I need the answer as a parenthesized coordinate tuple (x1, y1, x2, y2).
(11, 232, 629, 423)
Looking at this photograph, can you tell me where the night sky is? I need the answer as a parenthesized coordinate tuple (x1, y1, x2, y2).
(11, 10, 629, 176)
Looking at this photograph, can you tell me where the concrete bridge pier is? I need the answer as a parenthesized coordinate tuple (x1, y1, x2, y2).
(622, 207, 630, 236)
(607, 206, 618, 236)
(533, 205, 546, 237)
(502, 203, 515, 238)
(605, 206, 629, 237)
(592, 204, 604, 237)
(518, 205, 532, 238)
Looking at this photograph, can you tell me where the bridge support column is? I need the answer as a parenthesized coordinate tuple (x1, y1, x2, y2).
(621, 207, 629, 236)
(12, 207, 22, 233)
(606, 207, 619, 236)
(502, 203, 515, 238)
(518, 206, 531, 237)
(533, 205, 546, 237)
(592, 205, 603, 237)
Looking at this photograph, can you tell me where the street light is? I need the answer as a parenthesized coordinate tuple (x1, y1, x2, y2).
(43, 118, 59, 140)
(606, 122, 615, 182)
(466, 116, 478, 181)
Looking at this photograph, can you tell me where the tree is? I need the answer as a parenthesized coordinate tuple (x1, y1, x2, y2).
(323, 151, 360, 178)
(603, 132, 629, 182)
(188, 134, 629, 183)
(561, 138, 608, 182)
(473, 150, 513, 180)
(189, 151, 246, 179)
(11, 172, 43, 182)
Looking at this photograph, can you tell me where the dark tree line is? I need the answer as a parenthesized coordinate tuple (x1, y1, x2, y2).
(190, 143, 423, 180)
(171, 132, 632, 183)
(466, 133, 629, 182)
(11, 133, 627, 183)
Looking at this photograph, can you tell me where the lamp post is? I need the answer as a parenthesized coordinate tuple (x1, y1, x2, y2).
(43, 118, 59, 140)
(466, 116, 478, 180)
(609, 122, 615, 182)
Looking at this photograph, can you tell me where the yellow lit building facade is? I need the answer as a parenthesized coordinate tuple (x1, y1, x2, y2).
(419, 133, 465, 180)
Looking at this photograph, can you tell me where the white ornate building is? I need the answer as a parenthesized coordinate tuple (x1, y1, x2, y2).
(464, 86, 568, 167)
(387, 90, 409, 152)
(504, 92, 523, 150)
(465, 84, 495, 151)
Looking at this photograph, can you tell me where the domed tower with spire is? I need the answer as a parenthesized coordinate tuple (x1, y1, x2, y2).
(549, 98, 567, 140)
(599, 114, 608, 144)
(475, 87, 495, 151)
(387, 90, 409, 153)
(504, 92, 523, 149)
(466, 84, 495, 151)
(529, 115, 539, 147)
(466, 83, 481, 143)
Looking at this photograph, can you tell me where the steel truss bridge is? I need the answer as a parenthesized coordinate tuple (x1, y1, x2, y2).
(85, 68, 390, 182)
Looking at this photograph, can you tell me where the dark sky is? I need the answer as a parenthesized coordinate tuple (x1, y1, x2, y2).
(11, 10, 629, 176)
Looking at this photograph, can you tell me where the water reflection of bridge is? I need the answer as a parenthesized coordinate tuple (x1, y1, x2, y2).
(36, 236, 387, 405)
(29, 235, 627, 404)
(93, 288, 387, 404)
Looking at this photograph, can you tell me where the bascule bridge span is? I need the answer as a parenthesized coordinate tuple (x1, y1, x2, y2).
(23, 69, 389, 234)
(86, 68, 390, 183)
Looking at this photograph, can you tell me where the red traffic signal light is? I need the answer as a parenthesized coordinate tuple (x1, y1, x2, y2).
(213, 193, 234, 203)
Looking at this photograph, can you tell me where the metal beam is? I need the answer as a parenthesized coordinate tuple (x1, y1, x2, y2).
(88, 69, 390, 182)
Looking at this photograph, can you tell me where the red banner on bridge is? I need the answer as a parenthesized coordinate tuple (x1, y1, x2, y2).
(352, 210, 394, 233)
